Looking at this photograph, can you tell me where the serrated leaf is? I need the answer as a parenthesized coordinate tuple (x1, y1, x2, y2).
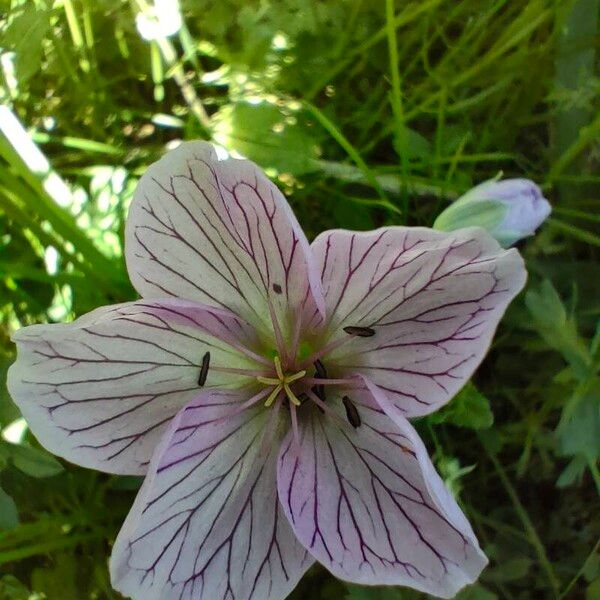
(525, 280, 591, 376)
(429, 382, 494, 429)
(556, 387, 600, 460)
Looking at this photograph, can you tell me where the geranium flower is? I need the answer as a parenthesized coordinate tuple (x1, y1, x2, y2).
(8, 142, 527, 600)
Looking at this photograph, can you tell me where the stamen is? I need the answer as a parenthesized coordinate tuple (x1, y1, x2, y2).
(213, 388, 271, 424)
(299, 335, 357, 369)
(264, 384, 283, 407)
(312, 383, 326, 402)
(314, 359, 327, 378)
(306, 389, 346, 426)
(304, 377, 360, 386)
(267, 298, 288, 363)
(197, 352, 210, 386)
(260, 395, 283, 457)
(212, 366, 268, 377)
(290, 402, 300, 456)
(289, 315, 303, 366)
(342, 395, 362, 428)
(283, 383, 302, 406)
(343, 325, 375, 337)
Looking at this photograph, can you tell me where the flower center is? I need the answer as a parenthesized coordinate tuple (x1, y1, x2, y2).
(256, 356, 306, 407)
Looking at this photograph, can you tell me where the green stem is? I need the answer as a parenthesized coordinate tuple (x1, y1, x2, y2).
(558, 537, 600, 599)
(480, 437, 561, 597)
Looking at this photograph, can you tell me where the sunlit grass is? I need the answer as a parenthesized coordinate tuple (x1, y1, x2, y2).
(0, 0, 598, 598)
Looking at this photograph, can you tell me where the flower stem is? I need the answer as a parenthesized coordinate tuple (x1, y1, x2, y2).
(480, 435, 561, 598)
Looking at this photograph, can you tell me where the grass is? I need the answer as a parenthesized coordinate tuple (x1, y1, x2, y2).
(0, 0, 599, 598)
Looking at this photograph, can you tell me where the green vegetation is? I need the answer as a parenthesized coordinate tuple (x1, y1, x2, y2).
(0, 0, 598, 598)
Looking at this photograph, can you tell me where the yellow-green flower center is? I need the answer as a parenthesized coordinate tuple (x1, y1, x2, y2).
(256, 356, 306, 407)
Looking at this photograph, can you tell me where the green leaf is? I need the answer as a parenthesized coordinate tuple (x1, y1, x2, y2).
(587, 576, 600, 600)
(525, 280, 591, 376)
(393, 125, 431, 159)
(1, 6, 52, 82)
(583, 552, 600, 583)
(557, 455, 588, 487)
(455, 584, 498, 600)
(556, 385, 600, 461)
(212, 102, 319, 175)
(0, 486, 18, 531)
(429, 382, 494, 429)
(345, 585, 406, 599)
(0, 359, 20, 429)
(486, 557, 532, 583)
(31, 553, 79, 600)
(7, 444, 64, 478)
(0, 575, 31, 600)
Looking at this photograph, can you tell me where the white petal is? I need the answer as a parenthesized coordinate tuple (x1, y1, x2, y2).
(311, 226, 526, 416)
(8, 300, 260, 474)
(126, 141, 324, 341)
(277, 385, 487, 598)
(111, 390, 312, 600)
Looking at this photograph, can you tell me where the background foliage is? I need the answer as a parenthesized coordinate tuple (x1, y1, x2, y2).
(0, 0, 599, 598)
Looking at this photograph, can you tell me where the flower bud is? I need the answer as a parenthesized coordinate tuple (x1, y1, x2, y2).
(434, 178, 551, 247)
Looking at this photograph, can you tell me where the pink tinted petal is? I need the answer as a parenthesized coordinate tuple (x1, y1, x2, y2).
(110, 390, 312, 600)
(311, 226, 526, 416)
(126, 141, 324, 341)
(7, 299, 261, 475)
(277, 386, 487, 598)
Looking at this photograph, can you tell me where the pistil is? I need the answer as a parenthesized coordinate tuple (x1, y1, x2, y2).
(257, 356, 306, 407)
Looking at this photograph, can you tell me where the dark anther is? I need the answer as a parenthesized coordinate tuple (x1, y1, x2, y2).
(296, 392, 309, 404)
(311, 383, 326, 401)
(272, 283, 282, 294)
(342, 396, 361, 428)
(311, 359, 327, 407)
(313, 359, 327, 379)
(198, 352, 210, 386)
(343, 325, 375, 337)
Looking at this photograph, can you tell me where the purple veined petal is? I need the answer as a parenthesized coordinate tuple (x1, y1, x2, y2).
(277, 384, 488, 598)
(311, 226, 526, 417)
(7, 299, 262, 475)
(126, 141, 325, 343)
(110, 389, 313, 600)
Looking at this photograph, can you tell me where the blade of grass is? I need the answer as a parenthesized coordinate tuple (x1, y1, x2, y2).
(385, 0, 410, 222)
(304, 102, 391, 207)
(547, 218, 600, 247)
(480, 437, 561, 598)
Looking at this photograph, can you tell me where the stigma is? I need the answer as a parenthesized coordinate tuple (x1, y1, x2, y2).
(257, 356, 306, 407)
